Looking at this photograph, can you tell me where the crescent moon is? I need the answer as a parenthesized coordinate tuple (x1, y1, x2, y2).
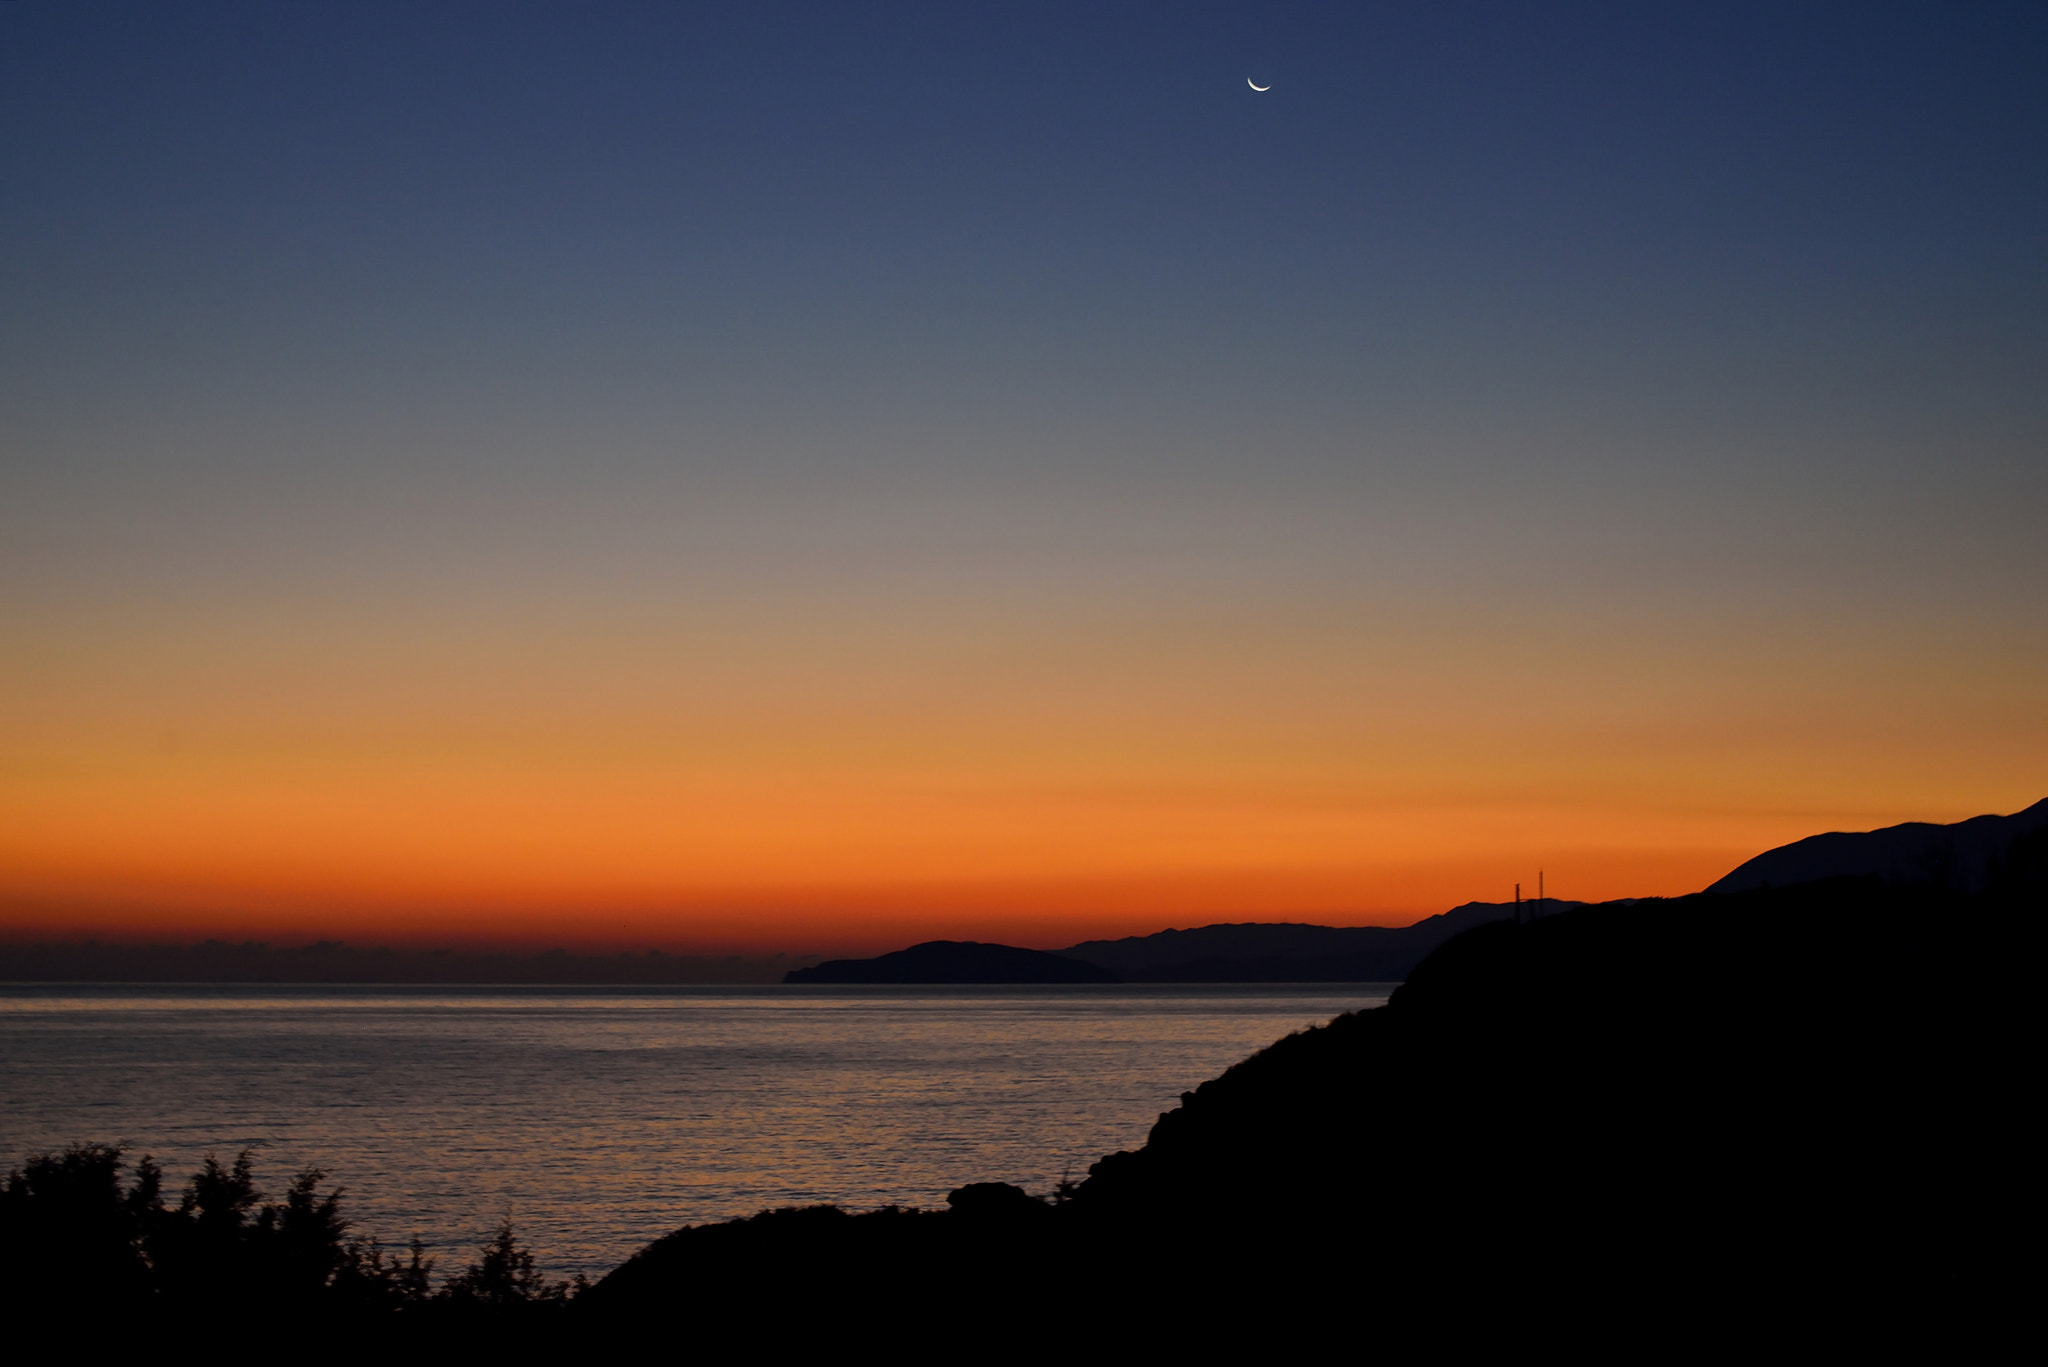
(1248, 79, 1270, 91)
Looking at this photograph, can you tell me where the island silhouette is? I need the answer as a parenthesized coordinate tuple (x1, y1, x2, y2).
(783, 938, 1117, 983)
(775, 902, 1583, 983)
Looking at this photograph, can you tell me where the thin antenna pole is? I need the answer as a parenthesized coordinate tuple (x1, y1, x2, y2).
(1539, 869, 1544, 918)
(1515, 882, 1521, 925)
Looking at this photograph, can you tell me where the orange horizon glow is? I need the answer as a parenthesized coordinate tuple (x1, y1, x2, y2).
(6, 577, 2042, 955)
(0, 851, 1733, 956)
(8, 572, 2043, 955)
(6, 776, 2037, 954)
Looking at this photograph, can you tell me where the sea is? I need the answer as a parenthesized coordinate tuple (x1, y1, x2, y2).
(0, 983, 1388, 1282)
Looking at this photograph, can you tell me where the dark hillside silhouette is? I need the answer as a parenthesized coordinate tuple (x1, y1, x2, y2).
(593, 855, 2032, 1341)
(580, 1185, 1064, 1341)
(11, 827, 2033, 1344)
(782, 939, 1117, 983)
(1707, 795, 2048, 893)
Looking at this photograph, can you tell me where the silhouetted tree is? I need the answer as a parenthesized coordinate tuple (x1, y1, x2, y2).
(441, 1219, 575, 1308)
(147, 1149, 270, 1307)
(0, 1145, 452, 1324)
(331, 1235, 436, 1311)
(0, 1143, 151, 1311)
(256, 1168, 350, 1301)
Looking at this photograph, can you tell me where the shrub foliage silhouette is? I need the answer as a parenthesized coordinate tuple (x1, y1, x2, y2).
(0, 1146, 567, 1323)
(442, 1219, 580, 1307)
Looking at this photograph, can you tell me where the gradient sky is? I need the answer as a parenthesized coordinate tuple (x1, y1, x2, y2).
(3, 2, 2044, 952)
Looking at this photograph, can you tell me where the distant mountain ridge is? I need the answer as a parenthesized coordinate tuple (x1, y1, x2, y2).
(776, 905, 1588, 986)
(1060, 899, 1583, 981)
(1707, 797, 2048, 894)
(781, 903, 1590, 984)
(792, 796, 2048, 985)
(783, 940, 1117, 984)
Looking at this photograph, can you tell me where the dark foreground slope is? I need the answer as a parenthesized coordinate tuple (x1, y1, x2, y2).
(592, 863, 2033, 1343)
(13, 847, 2027, 1349)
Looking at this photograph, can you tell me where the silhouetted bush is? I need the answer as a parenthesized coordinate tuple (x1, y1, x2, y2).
(441, 1219, 580, 1308)
(330, 1235, 436, 1311)
(0, 1146, 568, 1328)
(0, 1143, 153, 1310)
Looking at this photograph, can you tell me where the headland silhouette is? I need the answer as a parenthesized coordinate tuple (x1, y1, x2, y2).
(587, 841, 2034, 1341)
(6, 803, 2036, 1342)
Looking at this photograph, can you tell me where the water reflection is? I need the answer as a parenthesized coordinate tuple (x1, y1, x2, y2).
(0, 984, 1387, 1279)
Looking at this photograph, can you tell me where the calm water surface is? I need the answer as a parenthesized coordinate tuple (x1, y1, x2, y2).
(0, 983, 1387, 1280)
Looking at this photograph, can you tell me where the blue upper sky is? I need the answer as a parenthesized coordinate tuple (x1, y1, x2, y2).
(10, 2, 2042, 459)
